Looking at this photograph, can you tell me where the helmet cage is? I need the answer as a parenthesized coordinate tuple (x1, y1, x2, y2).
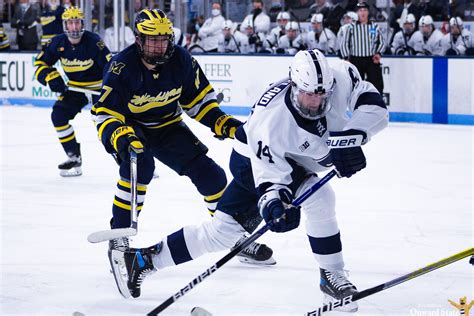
(290, 81, 334, 120)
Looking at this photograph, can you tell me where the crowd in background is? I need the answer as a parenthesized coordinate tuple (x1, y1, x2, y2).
(1, 0, 474, 56)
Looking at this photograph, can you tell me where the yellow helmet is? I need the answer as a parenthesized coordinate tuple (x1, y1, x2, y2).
(134, 9, 175, 66)
(62, 6, 85, 21)
(62, 6, 85, 39)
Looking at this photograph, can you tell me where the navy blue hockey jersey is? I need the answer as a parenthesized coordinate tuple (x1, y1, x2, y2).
(34, 30, 112, 91)
(92, 44, 229, 151)
(39, 5, 64, 47)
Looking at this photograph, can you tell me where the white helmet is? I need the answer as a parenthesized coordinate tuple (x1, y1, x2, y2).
(403, 13, 416, 24)
(419, 15, 434, 27)
(346, 11, 358, 22)
(449, 16, 463, 27)
(285, 21, 299, 31)
(222, 19, 233, 30)
(311, 13, 324, 24)
(289, 49, 335, 120)
(277, 11, 290, 21)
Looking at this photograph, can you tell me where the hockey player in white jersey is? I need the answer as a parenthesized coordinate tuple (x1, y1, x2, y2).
(111, 49, 388, 309)
(266, 11, 290, 50)
(391, 13, 416, 55)
(305, 13, 337, 54)
(336, 11, 357, 55)
(410, 15, 443, 56)
(217, 20, 247, 53)
(276, 21, 305, 55)
(440, 17, 473, 56)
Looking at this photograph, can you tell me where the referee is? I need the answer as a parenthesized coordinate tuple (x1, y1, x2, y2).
(340, 2, 385, 93)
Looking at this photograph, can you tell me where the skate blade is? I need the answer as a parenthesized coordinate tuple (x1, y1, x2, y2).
(109, 250, 131, 299)
(323, 294, 358, 312)
(237, 255, 277, 266)
(59, 167, 82, 177)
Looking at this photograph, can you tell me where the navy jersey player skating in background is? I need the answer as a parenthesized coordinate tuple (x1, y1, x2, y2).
(34, 6, 112, 177)
(91, 9, 275, 296)
(111, 49, 388, 309)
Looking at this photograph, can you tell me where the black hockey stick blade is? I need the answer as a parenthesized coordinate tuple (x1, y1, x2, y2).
(216, 92, 224, 104)
(305, 247, 474, 315)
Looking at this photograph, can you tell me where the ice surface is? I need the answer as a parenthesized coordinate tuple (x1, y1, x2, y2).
(1, 106, 472, 315)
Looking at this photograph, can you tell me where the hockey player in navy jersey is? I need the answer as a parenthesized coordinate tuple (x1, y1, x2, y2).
(34, 6, 112, 177)
(111, 49, 389, 307)
(92, 9, 275, 295)
(39, 0, 65, 48)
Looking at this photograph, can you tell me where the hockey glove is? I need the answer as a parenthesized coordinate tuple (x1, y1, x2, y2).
(445, 48, 460, 56)
(258, 188, 301, 233)
(328, 129, 367, 178)
(110, 126, 144, 162)
(46, 70, 66, 93)
(214, 115, 242, 140)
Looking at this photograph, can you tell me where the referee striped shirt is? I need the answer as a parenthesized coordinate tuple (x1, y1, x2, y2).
(340, 21, 385, 58)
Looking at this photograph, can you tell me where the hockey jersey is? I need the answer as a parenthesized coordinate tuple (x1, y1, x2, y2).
(39, 5, 64, 47)
(234, 60, 388, 195)
(34, 30, 112, 91)
(92, 44, 230, 153)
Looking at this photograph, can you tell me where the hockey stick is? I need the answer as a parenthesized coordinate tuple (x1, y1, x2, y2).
(305, 247, 474, 316)
(67, 86, 101, 96)
(87, 151, 139, 243)
(147, 169, 338, 315)
(87, 92, 225, 243)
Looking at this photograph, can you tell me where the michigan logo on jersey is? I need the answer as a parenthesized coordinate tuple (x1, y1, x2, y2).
(128, 88, 182, 113)
(109, 61, 126, 75)
(60, 58, 94, 72)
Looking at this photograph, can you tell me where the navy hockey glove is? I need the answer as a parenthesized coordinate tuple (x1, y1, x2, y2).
(110, 126, 144, 162)
(47, 73, 66, 93)
(258, 188, 301, 233)
(328, 129, 367, 178)
(214, 115, 242, 140)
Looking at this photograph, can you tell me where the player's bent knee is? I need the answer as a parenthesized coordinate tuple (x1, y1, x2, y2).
(299, 177, 336, 219)
(51, 107, 70, 126)
(183, 154, 227, 195)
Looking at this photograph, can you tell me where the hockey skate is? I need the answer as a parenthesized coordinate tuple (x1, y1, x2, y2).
(320, 268, 358, 312)
(108, 237, 131, 298)
(58, 144, 82, 177)
(122, 243, 162, 298)
(234, 235, 276, 265)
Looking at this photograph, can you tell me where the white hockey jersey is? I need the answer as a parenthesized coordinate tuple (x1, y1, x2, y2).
(234, 60, 388, 194)
(391, 30, 416, 55)
(242, 12, 271, 34)
(336, 24, 350, 53)
(198, 15, 225, 51)
(217, 31, 247, 53)
(266, 26, 285, 48)
(410, 29, 444, 56)
(440, 29, 473, 55)
(277, 34, 305, 55)
(304, 29, 337, 54)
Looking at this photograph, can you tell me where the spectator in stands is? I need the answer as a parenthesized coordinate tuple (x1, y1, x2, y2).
(187, 15, 205, 49)
(336, 11, 357, 56)
(390, 13, 416, 55)
(441, 17, 473, 56)
(217, 20, 247, 53)
(304, 13, 336, 54)
(11, 0, 40, 50)
(276, 21, 305, 55)
(242, 0, 271, 34)
(103, 16, 135, 52)
(340, 1, 385, 94)
(0, 23, 11, 50)
(166, 11, 186, 47)
(418, 0, 447, 21)
(198, 0, 225, 52)
(266, 11, 289, 50)
(310, 0, 331, 19)
(410, 15, 443, 56)
(324, 0, 345, 34)
(39, 0, 64, 49)
(268, 0, 283, 22)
